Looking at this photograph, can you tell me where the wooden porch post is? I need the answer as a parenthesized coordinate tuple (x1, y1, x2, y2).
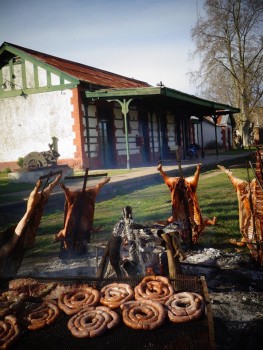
(157, 112, 163, 161)
(212, 115, 219, 156)
(200, 116, 205, 158)
(150, 111, 155, 162)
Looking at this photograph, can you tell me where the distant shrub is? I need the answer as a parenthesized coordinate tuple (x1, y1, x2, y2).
(17, 157, 24, 168)
(3, 167, 12, 173)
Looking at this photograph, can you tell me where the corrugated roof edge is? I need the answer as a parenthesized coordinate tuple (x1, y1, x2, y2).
(1, 41, 151, 87)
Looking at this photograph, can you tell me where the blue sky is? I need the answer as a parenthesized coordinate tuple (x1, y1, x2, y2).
(0, 0, 204, 94)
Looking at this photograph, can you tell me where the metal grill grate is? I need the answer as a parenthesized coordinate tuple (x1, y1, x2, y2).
(1, 274, 216, 350)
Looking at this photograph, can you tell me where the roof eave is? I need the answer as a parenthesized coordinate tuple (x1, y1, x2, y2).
(85, 87, 240, 114)
(85, 86, 161, 98)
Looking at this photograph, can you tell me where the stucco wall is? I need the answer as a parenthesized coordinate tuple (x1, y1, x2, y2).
(195, 122, 222, 148)
(0, 89, 75, 163)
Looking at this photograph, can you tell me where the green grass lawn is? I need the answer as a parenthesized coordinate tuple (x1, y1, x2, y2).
(0, 172, 33, 204)
(0, 168, 144, 204)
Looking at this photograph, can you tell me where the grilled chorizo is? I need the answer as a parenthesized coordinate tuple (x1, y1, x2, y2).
(21, 300, 60, 331)
(0, 315, 20, 349)
(58, 284, 100, 315)
(68, 305, 119, 338)
(134, 275, 174, 304)
(121, 299, 166, 330)
(165, 291, 205, 323)
(100, 283, 134, 309)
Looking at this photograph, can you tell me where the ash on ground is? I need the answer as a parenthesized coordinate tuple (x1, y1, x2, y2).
(182, 248, 263, 350)
(18, 244, 105, 277)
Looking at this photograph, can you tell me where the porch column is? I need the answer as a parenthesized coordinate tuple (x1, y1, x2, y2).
(200, 116, 205, 158)
(157, 111, 163, 161)
(107, 98, 133, 169)
(212, 115, 219, 156)
(150, 111, 155, 161)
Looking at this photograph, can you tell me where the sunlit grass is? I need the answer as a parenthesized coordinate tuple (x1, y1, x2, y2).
(0, 172, 32, 197)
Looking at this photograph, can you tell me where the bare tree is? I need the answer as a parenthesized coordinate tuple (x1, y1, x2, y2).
(190, 0, 263, 146)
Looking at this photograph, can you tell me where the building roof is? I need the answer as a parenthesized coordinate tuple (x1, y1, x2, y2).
(85, 86, 240, 115)
(0, 42, 240, 116)
(0, 42, 151, 89)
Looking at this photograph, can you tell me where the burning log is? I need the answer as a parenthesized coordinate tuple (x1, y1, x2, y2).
(157, 162, 216, 245)
(97, 206, 148, 279)
(55, 172, 110, 259)
(0, 173, 61, 275)
(161, 233, 180, 278)
(218, 146, 263, 266)
(97, 207, 186, 279)
(160, 224, 186, 279)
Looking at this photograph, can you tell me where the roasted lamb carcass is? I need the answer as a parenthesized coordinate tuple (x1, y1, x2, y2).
(218, 151, 263, 266)
(0, 174, 61, 276)
(157, 163, 216, 244)
(55, 176, 110, 259)
(23, 172, 62, 249)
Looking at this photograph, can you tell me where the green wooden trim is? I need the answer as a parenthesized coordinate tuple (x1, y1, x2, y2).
(0, 70, 3, 90)
(21, 59, 27, 89)
(86, 87, 160, 98)
(0, 50, 78, 96)
(0, 46, 6, 56)
(47, 70, 51, 87)
(85, 87, 240, 114)
(0, 83, 78, 99)
(0, 90, 27, 98)
(2, 57, 26, 90)
(34, 64, 39, 88)
(30, 82, 78, 92)
(163, 88, 236, 111)
(2, 44, 79, 85)
(9, 60, 15, 89)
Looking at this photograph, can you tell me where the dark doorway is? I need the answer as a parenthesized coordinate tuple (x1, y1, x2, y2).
(138, 110, 150, 163)
(159, 114, 169, 159)
(97, 104, 116, 168)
